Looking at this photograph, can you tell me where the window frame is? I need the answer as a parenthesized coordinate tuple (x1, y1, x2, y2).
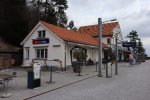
(107, 38, 111, 45)
(25, 47, 30, 59)
(35, 47, 48, 59)
(38, 30, 46, 38)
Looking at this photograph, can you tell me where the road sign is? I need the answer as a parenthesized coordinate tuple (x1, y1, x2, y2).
(122, 42, 136, 47)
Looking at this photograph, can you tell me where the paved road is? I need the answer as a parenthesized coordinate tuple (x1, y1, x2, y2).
(30, 61, 150, 100)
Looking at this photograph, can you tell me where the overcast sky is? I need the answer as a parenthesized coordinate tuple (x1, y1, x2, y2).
(66, 0, 150, 56)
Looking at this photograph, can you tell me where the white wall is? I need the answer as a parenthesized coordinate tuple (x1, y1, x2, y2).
(65, 45, 72, 66)
(23, 25, 65, 67)
(102, 37, 107, 44)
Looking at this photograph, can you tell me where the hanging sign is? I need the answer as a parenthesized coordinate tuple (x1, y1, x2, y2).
(122, 42, 136, 47)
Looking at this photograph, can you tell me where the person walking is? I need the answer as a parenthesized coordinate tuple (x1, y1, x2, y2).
(129, 53, 133, 65)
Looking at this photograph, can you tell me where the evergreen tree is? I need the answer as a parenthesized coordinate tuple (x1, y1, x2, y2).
(127, 30, 138, 42)
(52, 0, 68, 27)
(0, 0, 28, 46)
(41, 0, 58, 25)
(0, 0, 68, 46)
(26, 0, 43, 32)
(136, 39, 145, 61)
(44, 0, 68, 27)
(126, 30, 145, 62)
(27, 0, 68, 28)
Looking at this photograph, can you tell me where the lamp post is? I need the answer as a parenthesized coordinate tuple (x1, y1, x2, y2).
(97, 18, 117, 77)
(113, 26, 120, 75)
(115, 34, 118, 75)
(98, 18, 103, 77)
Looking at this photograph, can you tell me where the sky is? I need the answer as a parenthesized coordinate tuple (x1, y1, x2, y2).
(66, 0, 150, 56)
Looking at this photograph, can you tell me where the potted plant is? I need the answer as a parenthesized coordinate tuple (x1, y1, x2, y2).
(72, 50, 85, 73)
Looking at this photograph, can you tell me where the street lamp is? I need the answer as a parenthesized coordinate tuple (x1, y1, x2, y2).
(115, 33, 119, 75)
(98, 18, 117, 77)
(113, 26, 121, 75)
(98, 18, 103, 77)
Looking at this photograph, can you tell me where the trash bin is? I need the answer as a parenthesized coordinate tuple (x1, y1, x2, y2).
(72, 61, 77, 73)
(72, 61, 83, 73)
(27, 70, 41, 89)
(27, 71, 34, 89)
(27, 62, 41, 89)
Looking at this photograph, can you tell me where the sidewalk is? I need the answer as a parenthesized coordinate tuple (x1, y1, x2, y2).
(0, 62, 128, 100)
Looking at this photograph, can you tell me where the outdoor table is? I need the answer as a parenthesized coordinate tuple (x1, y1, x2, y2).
(0, 73, 13, 98)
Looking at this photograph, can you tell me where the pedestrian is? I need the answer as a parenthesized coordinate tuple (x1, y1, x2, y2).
(129, 53, 133, 65)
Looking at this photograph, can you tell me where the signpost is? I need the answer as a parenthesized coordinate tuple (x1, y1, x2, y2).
(122, 42, 136, 47)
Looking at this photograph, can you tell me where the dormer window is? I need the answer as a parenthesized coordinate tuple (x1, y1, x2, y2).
(38, 30, 45, 38)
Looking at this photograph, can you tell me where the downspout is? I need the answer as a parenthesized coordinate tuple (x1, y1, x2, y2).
(64, 44, 67, 71)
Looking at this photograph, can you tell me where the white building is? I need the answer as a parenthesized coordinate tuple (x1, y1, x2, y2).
(79, 21, 126, 61)
(21, 21, 109, 68)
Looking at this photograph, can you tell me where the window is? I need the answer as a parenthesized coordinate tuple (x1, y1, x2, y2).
(35, 48, 48, 59)
(25, 48, 30, 59)
(107, 38, 110, 45)
(38, 30, 45, 38)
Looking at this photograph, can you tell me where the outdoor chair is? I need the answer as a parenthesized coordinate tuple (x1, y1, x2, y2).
(0, 81, 4, 93)
(0, 69, 17, 87)
(0, 80, 4, 88)
(9, 71, 17, 87)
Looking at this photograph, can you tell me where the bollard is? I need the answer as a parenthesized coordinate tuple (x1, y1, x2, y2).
(95, 62, 98, 72)
(46, 66, 56, 84)
(106, 62, 112, 78)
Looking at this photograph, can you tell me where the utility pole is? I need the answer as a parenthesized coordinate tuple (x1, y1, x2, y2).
(98, 18, 103, 77)
(115, 34, 118, 75)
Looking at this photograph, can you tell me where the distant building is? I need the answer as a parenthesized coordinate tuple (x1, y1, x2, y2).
(0, 38, 22, 69)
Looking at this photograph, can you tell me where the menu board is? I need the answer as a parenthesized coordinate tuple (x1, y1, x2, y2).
(33, 63, 41, 79)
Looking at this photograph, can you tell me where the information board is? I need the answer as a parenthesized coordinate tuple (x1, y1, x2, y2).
(33, 63, 41, 79)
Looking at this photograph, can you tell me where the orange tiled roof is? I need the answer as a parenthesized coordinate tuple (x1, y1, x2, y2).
(41, 21, 109, 48)
(78, 22, 118, 37)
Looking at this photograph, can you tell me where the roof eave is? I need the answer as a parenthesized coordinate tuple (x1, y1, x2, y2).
(65, 41, 98, 48)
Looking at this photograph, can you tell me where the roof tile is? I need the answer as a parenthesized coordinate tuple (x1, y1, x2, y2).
(78, 22, 118, 37)
(41, 21, 109, 48)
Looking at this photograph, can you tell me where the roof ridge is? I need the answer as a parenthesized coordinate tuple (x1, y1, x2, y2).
(79, 22, 118, 28)
(40, 21, 67, 30)
(41, 21, 96, 36)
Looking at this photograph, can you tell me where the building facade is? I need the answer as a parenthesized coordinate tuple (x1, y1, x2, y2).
(21, 21, 109, 68)
(78, 21, 127, 61)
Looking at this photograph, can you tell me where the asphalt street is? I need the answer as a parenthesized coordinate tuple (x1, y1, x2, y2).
(30, 61, 150, 100)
